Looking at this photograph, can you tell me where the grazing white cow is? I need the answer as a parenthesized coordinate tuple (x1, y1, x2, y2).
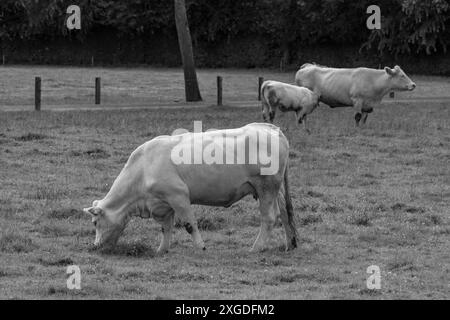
(295, 63, 416, 125)
(83, 123, 299, 253)
(261, 80, 320, 133)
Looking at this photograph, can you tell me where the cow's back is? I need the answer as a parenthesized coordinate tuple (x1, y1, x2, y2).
(263, 80, 318, 111)
(171, 123, 289, 177)
(142, 123, 289, 206)
(295, 65, 381, 107)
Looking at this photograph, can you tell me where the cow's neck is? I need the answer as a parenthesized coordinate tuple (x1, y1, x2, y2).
(374, 71, 394, 99)
(100, 165, 144, 224)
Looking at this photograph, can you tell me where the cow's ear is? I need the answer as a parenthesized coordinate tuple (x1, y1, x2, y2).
(385, 67, 395, 76)
(394, 65, 401, 71)
(83, 206, 104, 217)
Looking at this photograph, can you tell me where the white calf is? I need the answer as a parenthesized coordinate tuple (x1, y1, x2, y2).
(261, 80, 319, 133)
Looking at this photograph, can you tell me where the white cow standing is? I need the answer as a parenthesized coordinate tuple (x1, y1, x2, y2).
(261, 80, 320, 133)
(295, 63, 416, 126)
(83, 123, 299, 253)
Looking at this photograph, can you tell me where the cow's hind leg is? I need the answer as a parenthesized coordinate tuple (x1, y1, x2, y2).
(268, 107, 276, 123)
(302, 116, 310, 134)
(167, 194, 205, 250)
(261, 101, 276, 123)
(261, 101, 269, 122)
(267, 91, 280, 123)
(296, 110, 310, 135)
(251, 193, 278, 252)
(157, 212, 174, 254)
(276, 187, 298, 251)
(295, 109, 303, 125)
(355, 113, 362, 126)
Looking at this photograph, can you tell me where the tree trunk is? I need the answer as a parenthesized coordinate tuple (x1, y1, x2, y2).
(281, 0, 298, 68)
(174, 0, 202, 102)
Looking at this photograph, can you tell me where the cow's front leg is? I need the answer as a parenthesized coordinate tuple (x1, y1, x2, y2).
(352, 99, 364, 127)
(361, 106, 374, 125)
(157, 213, 174, 254)
(168, 194, 205, 250)
(296, 111, 310, 134)
(182, 211, 205, 250)
(302, 116, 311, 134)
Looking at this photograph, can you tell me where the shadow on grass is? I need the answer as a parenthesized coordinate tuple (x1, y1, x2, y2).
(89, 242, 156, 258)
(265, 269, 341, 285)
(69, 148, 110, 159)
(174, 215, 226, 231)
(14, 133, 48, 141)
(46, 208, 85, 219)
(0, 232, 37, 253)
(299, 213, 323, 226)
(391, 202, 426, 214)
(43, 284, 105, 298)
(38, 257, 74, 267)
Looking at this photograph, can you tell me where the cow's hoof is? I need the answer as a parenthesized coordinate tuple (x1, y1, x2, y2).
(156, 249, 169, 256)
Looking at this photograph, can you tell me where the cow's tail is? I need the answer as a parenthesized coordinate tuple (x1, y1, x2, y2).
(260, 81, 269, 105)
(277, 160, 299, 250)
(260, 81, 272, 123)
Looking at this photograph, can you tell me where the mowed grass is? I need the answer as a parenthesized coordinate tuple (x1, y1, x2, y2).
(0, 99, 449, 299)
(1, 66, 450, 109)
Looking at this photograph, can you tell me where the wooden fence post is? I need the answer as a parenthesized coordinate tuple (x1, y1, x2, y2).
(35, 77, 41, 111)
(95, 77, 101, 105)
(258, 77, 264, 101)
(217, 76, 222, 106)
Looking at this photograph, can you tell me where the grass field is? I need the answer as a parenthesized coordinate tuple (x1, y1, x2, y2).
(1, 66, 450, 109)
(0, 67, 449, 300)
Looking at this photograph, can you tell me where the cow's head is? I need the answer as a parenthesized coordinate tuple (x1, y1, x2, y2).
(83, 200, 129, 248)
(385, 66, 416, 91)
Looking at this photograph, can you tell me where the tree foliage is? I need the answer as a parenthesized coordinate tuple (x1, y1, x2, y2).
(363, 0, 450, 56)
(1, 0, 449, 58)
